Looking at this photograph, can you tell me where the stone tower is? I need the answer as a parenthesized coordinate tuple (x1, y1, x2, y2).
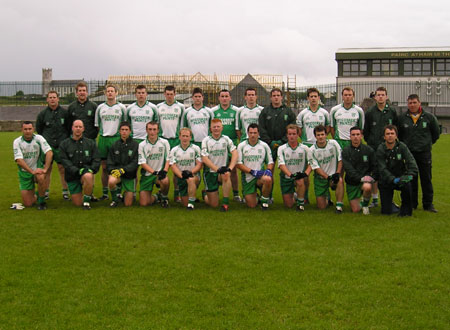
(42, 68, 52, 96)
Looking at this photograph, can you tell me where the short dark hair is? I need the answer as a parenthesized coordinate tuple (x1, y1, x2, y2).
(164, 85, 176, 93)
(313, 124, 327, 136)
(245, 87, 257, 95)
(384, 124, 398, 136)
(192, 87, 203, 96)
(341, 87, 354, 96)
(47, 90, 59, 98)
(119, 121, 131, 129)
(375, 86, 387, 95)
(22, 121, 33, 127)
(307, 88, 320, 97)
(219, 89, 230, 96)
(146, 121, 159, 129)
(105, 84, 117, 92)
(350, 126, 362, 134)
(270, 87, 283, 97)
(247, 123, 259, 132)
(135, 85, 147, 92)
(407, 94, 420, 102)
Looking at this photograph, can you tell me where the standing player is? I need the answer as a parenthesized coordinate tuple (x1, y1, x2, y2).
(363, 86, 398, 208)
(342, 127, 378, 214)
(157, 85, 186, 202)
(258, 87, 296, 155)
(170, 128, 203, 210)
(95, 84, 126, 200)
(59, 120, 101, 210)
(127, 85, 158, 143)
(107, 122, 139, 207)
(398, 94, 440, 212)
(236, 87, 263, 141)
(184, 87, 213, 147)
(36, 91, 70, 200)
(330, 87, 365, 150)
(277, 124, 311, 211)
(296, 88, 330, 146)
(296, 87, 330, 204)
(138, 122, 171, 207)
(211, 89, 241, 202)
(376, 125, 418, 217)
(201, 119, 238, 212)
(236, 123, 274, 210)
(68, 82, 99, 140)
(13, 121, 53, 210)
(309, 125, 344, 213)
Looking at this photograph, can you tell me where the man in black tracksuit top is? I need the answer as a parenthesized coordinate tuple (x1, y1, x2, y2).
(376, 125, 418, 217)
(398, 94, 440, 213)
(36, 91, 71, 199)
(342, 127, 378, 214)
(59, 120, 100, 210)
(68, 82, 99, 140)
(258, 88, 296, 156)
(106, 122, 139, 207)
(363, 87, 398, 208)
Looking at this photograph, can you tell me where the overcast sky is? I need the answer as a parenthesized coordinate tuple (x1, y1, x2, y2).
(1, 0, 449, 85)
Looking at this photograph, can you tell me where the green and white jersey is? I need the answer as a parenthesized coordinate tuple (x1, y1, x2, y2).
(169, 143, 202, 172)
(236, 105, 263, 139)
(296, 107, 330, 144)
(183, 106, 213, 143)
(156, 101, 185, 139)
(309, 139, 342, 176)
(201, 135, 236, 173)
(277, 143, 311, 179)
(211, 105, 239, 140)
(138, 137, 170, 176)
(95, 102, 126, 137)
(13, 134, 52, 172)
(126, 101, 158, 140)
(237, 139, 273, 183)
(330, 104, 364, 141)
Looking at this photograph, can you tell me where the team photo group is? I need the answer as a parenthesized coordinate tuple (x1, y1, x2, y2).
(13, 82, 440, 216)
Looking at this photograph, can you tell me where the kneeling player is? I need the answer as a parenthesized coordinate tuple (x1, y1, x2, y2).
(342, 127, 378, 214)
(13, 121, 53, 209)
(59, 120, 101, 210)
(309, 125, 344, 213)
(107, 122, 139, 207)
(170, 128, 202, 210)
(138, 122, 171, 207)
(201, 119, 238, 212)
(277, 124, 311, 211)
(236, 123, 274, 210)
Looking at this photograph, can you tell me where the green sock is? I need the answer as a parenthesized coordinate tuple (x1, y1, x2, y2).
(188, 197, 196, 203)
(362, 198, 370, 207)
(297, 198, 304, 206)
(37, 196, 45, 204)
(102, 187, 108, 196)
(223, 197, 229, 205)
(62, 189, 69, 194)
(110, 187, 119, 202)
(174, 189, 180, 198)
(233, 190, 239, 197)
(336, 202, 344, 208)
(83, 195, 91, 203)
(161, 194, 168, 201)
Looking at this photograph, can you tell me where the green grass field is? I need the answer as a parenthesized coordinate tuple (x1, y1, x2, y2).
(1, 132, 449, 329)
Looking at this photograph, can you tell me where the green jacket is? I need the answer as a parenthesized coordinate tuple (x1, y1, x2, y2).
(68, 99, 99, 140)
(364, 104, 398, 149)
(342, 143, 378, 186)
(376, 141, 418, 187)
(35, 105, 70, 149)
(398, 109, 440, 153)
(106, 137, 139, 179)
(258, 104, 296, 147)
(59, 136, 100, 182)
